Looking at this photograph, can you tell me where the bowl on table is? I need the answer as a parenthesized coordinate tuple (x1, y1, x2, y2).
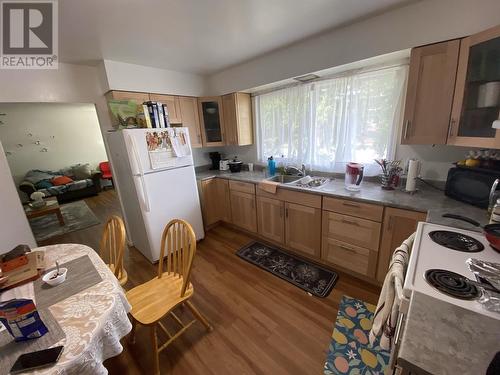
(42, 268, 67, 286)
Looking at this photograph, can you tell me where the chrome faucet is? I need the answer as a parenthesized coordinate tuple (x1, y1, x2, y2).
(285, 164, 306, 176)
(489, 178, 499, 212)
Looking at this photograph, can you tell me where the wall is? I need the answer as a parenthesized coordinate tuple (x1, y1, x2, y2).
(206, 0, 500, 180)
(396, 144, 470, 181)
(0, 62, 112, 249)
(207, 0, 500, 94)
(0, 142, 36, 252)
(192, 144, 258, 167)
(0, 61, 112, 131)
(0, 103, 108, 184)
(103, 60, 207, 97)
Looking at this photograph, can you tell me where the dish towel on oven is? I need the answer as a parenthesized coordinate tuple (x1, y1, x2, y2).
(369, 232, 415, 350)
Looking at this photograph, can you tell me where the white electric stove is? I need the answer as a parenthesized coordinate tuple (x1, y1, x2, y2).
(403, 221, 500, 320)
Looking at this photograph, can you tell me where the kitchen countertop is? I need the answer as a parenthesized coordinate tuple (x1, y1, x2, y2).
(195, 170, 489, 229)
(398, 291, 500, 375)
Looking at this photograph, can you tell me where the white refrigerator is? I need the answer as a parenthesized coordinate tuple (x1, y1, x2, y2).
(106, 128, 204, 263)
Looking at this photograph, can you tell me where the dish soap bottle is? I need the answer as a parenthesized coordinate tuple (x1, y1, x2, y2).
(267, 156, 276, 177)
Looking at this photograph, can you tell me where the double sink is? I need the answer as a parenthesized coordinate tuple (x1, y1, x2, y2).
(266, 175, 329, 189)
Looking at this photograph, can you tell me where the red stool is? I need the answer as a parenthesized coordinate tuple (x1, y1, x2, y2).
(99, 161, 113, 189)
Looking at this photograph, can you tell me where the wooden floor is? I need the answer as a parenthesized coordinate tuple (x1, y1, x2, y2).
(40, 190, 381, 375)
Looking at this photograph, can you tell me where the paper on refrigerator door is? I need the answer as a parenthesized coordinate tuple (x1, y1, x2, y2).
(145, 130, 176, 169)
(171, 128, 191, 157)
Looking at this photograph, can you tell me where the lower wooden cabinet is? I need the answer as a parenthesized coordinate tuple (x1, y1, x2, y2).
(322, 237, 377, 278)
(322, 211, 381, 251)
(201, 177, 429, 284)
(257, 196, 284, 244)
(201, 178, 230, 227)
(376, 207, 427, 283)
(230, 190, 257, 233)
(285, 202, 321, 258)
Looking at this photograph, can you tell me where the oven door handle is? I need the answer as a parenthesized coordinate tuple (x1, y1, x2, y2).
(394, 312, 405, 346)
(389, 311, 406, 373)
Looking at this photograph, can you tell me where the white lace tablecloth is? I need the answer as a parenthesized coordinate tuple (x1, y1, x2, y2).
(8, 244, 132, 374)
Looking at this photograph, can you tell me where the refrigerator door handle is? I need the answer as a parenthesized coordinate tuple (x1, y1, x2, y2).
(126, 133, 151, 213)
(126, 133, 142, 176)
(135, 174, 151, 213)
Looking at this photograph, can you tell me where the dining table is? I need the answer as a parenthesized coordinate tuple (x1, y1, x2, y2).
(0, 243, 132, 374)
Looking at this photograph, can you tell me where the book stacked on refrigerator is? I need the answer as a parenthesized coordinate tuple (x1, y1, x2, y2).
(141, 102, 171, 129)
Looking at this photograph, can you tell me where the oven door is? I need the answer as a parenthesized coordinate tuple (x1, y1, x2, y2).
(445, 167, 499, 208)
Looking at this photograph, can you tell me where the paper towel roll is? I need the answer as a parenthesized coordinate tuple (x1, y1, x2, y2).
(405, 159, 420, 192)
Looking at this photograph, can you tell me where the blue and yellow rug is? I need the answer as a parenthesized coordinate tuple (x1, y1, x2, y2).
(324, 296, 389, 375)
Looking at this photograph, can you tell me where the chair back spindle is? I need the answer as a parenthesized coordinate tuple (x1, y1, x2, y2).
(158, 219, 196, 297)
(99, 215, 126, 280)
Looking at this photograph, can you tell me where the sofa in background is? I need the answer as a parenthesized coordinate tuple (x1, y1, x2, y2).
(19, 163, 102, 204)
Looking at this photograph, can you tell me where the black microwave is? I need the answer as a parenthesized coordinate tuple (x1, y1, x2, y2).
(445, 167, 500, 208)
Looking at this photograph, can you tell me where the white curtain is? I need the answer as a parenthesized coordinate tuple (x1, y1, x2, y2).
(255, 65, 408, 176)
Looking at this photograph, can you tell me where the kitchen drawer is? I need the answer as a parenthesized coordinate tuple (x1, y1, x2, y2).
(321, 237, 377, 277)
(322, 211, 381, 251)
(229, 180, 255, 194)
(323, 197, 383, 222)
(256, 186, 322, 208)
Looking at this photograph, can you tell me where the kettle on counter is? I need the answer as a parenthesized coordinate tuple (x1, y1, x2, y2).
(219, 159, 229, 171)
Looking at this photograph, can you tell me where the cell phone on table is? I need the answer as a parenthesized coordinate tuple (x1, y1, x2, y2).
(10, 345, 64, 374)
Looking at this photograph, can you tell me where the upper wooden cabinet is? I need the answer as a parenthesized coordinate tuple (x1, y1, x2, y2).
(401, 40, 460, 145)
(222, 92, 253, 146)
(401, 24, 500, 148)
(106, 90, 150, 104)
(198, 96, 226, 147)
(149, 94, 182, 124)
(448, 24, 500, 148)
(178, 96, 202, 148)
(376, 207, 426, 283)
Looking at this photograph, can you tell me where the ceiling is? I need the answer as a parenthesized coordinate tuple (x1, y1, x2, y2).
(59, 0, 413, 75)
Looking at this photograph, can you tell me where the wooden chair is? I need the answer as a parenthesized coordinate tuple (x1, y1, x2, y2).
(99, 215, 127, 286)
(126, 219, 212, 375)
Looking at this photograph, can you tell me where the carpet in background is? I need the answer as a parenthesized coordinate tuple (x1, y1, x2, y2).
(237, 241, 338, 298)
(29, 200, 100, 242)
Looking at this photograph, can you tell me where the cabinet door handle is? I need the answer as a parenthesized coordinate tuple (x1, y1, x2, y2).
(448, 119, 456, 138)
(339, 245, 356, 253)
(403, 120, 411, 139)
(285, 207, 289, 218)
(342, 202, 360, 208)
(341, 218, 359, 226)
